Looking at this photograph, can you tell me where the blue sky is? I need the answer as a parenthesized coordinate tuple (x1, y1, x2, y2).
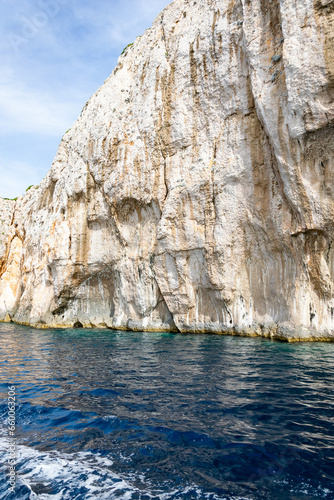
(0, 0, 171, 198)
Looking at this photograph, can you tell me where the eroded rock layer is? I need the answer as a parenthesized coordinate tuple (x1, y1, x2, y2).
(1, 0, 334, 340)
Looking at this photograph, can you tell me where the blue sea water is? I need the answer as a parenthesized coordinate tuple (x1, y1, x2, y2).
(0, 324, 333, 499)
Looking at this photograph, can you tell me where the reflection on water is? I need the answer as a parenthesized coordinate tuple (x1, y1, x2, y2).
(0, 324, 334, 499)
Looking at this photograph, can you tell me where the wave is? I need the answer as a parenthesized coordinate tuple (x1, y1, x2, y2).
(0, 435, 237, 500)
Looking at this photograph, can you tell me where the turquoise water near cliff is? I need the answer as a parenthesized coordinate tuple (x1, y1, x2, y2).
(0, 324, 333, 499)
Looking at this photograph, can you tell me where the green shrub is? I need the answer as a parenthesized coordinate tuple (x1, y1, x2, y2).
(121, 42, 134, 55)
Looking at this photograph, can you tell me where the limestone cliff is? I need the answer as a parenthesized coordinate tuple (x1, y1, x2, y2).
(1, 0, 333, 340)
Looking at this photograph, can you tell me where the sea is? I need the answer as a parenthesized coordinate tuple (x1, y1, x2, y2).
(0, 323, 333, 499)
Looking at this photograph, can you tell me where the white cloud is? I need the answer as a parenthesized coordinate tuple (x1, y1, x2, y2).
(0, 159, 44, 199)
(0, 79, 81, 136)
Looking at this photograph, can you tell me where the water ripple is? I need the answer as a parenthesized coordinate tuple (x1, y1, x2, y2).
(0, 324, 333, 499)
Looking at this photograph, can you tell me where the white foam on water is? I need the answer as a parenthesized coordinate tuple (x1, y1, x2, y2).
(0, 436, 134, 499)
(273, 477, 333, 498)
(3, 429, 331, 500)
(0, 435, 244, 500)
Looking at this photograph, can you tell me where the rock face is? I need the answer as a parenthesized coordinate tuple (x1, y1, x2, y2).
(0, 0, 333, 340)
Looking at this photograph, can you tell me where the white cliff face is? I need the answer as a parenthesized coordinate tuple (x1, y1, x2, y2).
(0, 198, 20, 323)
(0, 0, 333, 340)
(0, 199, 15, 262)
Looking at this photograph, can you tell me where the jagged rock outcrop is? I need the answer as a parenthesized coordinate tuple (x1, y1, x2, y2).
(0, 198, 19, 324)
(0, 0, 333, 340)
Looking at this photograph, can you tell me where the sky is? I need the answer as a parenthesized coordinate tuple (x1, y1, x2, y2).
(0, 0, 171, 198)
